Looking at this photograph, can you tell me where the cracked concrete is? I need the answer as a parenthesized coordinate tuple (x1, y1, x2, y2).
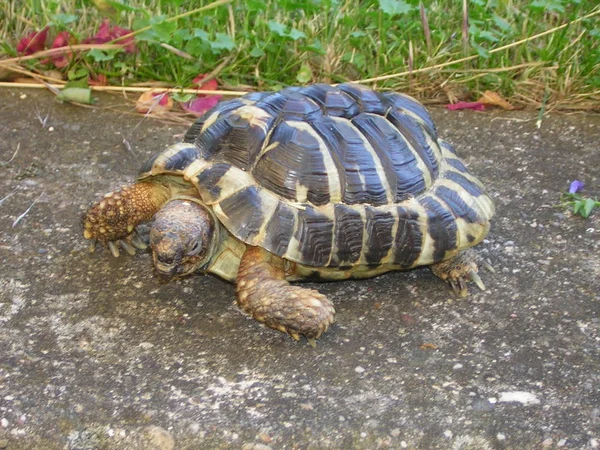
(0, 89, 599, 449)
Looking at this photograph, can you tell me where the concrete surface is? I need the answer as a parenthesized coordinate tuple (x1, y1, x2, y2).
(0, 88, 599, 450)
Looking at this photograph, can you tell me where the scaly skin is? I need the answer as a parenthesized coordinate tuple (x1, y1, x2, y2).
(430, 248, 489, 297)
(82, 182, 170, 255)
(236, 247, 335, 344)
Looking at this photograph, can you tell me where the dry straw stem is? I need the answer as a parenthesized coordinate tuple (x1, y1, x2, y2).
(0, 81, 247, 97)
(0, 0, 233, 67)
(355, 7, 600, 85)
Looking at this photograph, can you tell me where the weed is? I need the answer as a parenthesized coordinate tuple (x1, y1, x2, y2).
(1, 0, 599, 107)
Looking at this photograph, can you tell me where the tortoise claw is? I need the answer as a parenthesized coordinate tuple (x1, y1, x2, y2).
(88, 239, 98, 253)
(107, 241, 120, 258)
(130, 232, 147, 250)
(482, 260, 495, 273)
(468, 268, 486, 291)
(120, 240, 137, 256)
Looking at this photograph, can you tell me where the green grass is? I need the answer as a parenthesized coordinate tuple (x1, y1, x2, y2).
(1, 0, 599, 108)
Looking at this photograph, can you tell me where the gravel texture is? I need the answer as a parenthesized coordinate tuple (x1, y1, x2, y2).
(0, 89, 599, 449)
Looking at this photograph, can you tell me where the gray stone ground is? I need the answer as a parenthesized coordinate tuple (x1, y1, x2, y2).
(0, 88, 598, 450)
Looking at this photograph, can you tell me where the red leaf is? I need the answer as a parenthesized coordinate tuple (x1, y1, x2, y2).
(181, 95, 222, 116)
(109, 24, 136, 53)
(46, 31, 76, 68)
(51, 31, 72, 49)
(84, 19, 136, 53)
(88, 74, 108, 86)
(17, 27, 49, 55)
(96, 19, 112, 40)
(192, 74, 218, 91)
(446, 101, 486, 111)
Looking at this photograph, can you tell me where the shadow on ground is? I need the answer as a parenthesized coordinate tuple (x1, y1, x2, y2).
(0, 89, 599, 450)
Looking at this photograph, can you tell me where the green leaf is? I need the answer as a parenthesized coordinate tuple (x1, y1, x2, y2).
(249, 47, 265, 58)
(268, 20, 287, 37)
(151, 20, 178, 41)
(492, 14, 511, 32)
(87, 48, 118, 62)
(573, 200, 583, 215)
(478, 30, 499, 43)
(287, 28, 306, 41)
(296, 63, 312, 83)
(471, 41, 490, 59)
(582, 198, 596, 218)
(530, 0, 565, 13)
(184, 38, 209, 57)
(267, 20, 305, 40)
(342, 51, 366, 69)
(210, 33, 235, 51)
(56, 87, 93, 104)
(193, 29, 210, 41)
(246, 0, 267, 11)
(132, 18, 157, 41)
(51, 13, 78, 26)
(306, 39, 325, 55)
(378, 0, 413, 16)
(67, 67, 89, 80)
(170, 92, 194, 102)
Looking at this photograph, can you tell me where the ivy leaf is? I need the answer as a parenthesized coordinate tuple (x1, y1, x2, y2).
(267, 20, 306, 40)
(210, 33, 235, 51)
(268, 21, 287, 36)
(193, 29, 210, 41)
(88, 48, 119, 62)
(250, 47, 265, 58)
(151, 20, 178, 41)
(530, 0, 566, 13)
(378, 0, 413, 16)
(51, 14, 78, 26)
(67, 67, 89, 80)
(287, 28, 306, 41)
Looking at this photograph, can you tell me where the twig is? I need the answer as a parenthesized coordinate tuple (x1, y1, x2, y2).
(0, 82, 246, 96)
(0, 44, 124, 66)
(355, 7, 600, 84)
(107, 0, 232, 45)
(0, 190, 17, 206)
(35, 110, 49, 128)
(12, 193, 44, 228)
(160, 43, 194, 61)
(5, 143, 20, 164)
(122, 139, 136, 156)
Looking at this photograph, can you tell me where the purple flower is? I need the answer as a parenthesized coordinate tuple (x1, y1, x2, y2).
(569, 180, 584, 194)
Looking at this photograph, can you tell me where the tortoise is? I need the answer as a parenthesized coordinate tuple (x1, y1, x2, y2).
(82, 83, 495, 344)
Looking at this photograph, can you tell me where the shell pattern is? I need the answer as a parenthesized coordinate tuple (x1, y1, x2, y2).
(139, 83, 494, 269)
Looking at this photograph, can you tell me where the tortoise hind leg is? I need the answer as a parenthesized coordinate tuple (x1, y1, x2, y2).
(236, 247, 335, 344)
(431, 249, 492, 297)
(83, 182, 170, 257)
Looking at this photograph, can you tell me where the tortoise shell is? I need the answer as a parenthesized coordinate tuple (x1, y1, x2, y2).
(139, 83, 494, 269)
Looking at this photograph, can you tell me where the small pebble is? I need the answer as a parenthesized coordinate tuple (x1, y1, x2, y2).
(355, 366, 365, 373)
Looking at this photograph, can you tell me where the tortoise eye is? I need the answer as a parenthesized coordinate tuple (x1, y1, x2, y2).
(188, 241, 202, 256)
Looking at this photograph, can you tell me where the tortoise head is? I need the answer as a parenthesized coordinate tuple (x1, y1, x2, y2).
(150, 198, 215, 280)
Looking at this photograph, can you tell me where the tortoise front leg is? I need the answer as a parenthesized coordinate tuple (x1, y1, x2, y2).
(82, 182, 170, 257)
(236, 247, 335, 344)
